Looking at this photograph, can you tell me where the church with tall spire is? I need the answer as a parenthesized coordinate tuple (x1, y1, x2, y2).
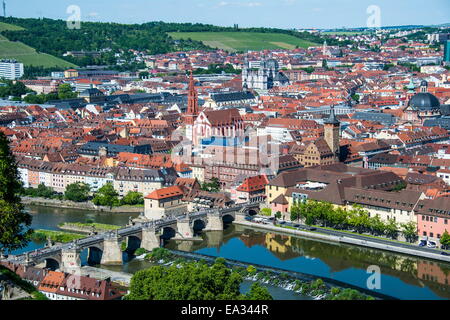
(183, 70, 199, 141)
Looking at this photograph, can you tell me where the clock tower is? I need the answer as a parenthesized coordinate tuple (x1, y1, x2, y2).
(324, 105, 340, 160)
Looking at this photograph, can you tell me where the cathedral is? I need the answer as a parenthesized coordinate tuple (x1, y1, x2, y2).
(242, 57, 290, 90)
(401, 80, 443, 125)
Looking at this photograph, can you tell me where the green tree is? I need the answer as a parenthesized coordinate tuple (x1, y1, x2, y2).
(401, 221, 418, 243)
(385, 219, 399, 240)
(290, 202, 300, 222)
(260, 208, 272, 216)
(275, 211, 282, 220)
(0, 132, 33, 253)
(64, 182, 90, 202)
(348, 205, 371, 234)
(245, 282, 273, 300)
(369, 215, 386, 236)
(92, 182, 119, 208)
(201, 177, 220, 192)
(125, 258, 270, 300)
(57, 84, 77, 100)
(121, 191, 144, 206)
(440, 230, 450, 250)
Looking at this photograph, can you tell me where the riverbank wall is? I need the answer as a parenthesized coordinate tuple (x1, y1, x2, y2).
(234, 221, 450, 263)
(21, 197, 143, 213)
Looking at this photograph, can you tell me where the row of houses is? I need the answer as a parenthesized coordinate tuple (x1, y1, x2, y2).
(16, 156, 177, 196)
(0, 262, 124, 300)
(266, 163, 450, 243)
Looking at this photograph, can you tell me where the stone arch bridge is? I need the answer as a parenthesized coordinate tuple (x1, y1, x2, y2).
(4, 203, 261, 273)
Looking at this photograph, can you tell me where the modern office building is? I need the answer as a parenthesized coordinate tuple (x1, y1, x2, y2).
(444, 40, 450, 64)
(0, 59, 24, 80)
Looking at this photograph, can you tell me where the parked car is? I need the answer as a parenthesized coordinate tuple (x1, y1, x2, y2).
(279, 221, 286, 225)
(427, 241, 437, 249)
(440, 251, 450, 256)
(309, 227, 317, 231)
(293, 224, 300, 228)
(418, 240, 427, 247)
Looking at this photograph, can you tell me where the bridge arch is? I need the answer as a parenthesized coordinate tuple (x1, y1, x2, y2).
(125, 235, 142, 254)
(44, 258, 60, 271)
(160, 226, 177, 241)
(222, 213, 235, 224)
(83, 246, 103, 266)
(192, 218, 206, 234)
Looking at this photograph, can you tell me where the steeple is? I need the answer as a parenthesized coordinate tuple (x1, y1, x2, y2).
(187, 70, 198, 116)
(324, 105, 340, 125)
(323, 105, 340, 160)
(184, 70, 199, 127)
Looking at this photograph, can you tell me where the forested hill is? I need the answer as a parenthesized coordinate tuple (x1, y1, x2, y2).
(0, 17, 345, 68)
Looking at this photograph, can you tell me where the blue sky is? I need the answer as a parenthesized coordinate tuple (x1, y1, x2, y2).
(4, 0, 450, 29)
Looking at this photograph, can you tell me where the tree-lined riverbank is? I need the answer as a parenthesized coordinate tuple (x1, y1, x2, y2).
(21, 197, 143, 213)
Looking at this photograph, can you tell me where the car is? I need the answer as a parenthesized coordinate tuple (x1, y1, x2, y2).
(418, 240, 427, 247)
(427, 241, 437, 249)
(279, 221, 286, 225)
(293, 224, 300, 228)
(309, 227, 317, 231)
(440, 252, 450, 256)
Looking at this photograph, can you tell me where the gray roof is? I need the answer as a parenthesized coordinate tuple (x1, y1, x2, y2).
(352, 112, 396, 125)
(423, 117, 450, 130)
(211, 91, 255, 103)
(408, 92, 440, 111)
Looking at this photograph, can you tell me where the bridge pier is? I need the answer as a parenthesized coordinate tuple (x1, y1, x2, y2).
(176, 218, 194, 239)
(61, 247, 81, 274)
(101, 234, 123, 265)
(205, 231, 224, 248)
(141, 228, 161, 251)
(204, 213, 223, 231)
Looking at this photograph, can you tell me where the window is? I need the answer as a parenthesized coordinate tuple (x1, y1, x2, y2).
(423, 231, 427, 236)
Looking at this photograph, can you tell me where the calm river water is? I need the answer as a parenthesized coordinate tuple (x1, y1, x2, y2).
(11, 205, 450, 300)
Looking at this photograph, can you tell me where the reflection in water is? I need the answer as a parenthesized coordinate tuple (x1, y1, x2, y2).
(165, 224, 450, 300)
(11, 205, 138, 255)
(15, 206, 450, 300)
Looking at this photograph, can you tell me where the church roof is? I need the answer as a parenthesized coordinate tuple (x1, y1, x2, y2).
(408, 92, 440, 111)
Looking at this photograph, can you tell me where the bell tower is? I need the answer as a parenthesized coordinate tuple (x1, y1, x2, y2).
(184, 70, 199, 141)
(324, 105, 340, 160)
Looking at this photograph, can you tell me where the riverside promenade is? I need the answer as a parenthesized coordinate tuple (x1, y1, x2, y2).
(234, 220, 450, 263)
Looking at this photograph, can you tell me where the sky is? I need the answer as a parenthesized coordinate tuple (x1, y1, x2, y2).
(3, 0, 450, 29)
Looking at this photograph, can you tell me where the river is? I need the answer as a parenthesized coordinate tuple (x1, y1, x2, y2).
(10, 205, 450, 300)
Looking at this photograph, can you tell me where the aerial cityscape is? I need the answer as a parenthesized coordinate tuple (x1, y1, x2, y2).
(0, 0, 450, 307)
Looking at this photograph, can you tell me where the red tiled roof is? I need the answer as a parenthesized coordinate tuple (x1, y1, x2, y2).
(145, 185, 184, 200)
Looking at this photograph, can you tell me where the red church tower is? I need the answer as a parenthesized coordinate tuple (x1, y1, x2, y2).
(184, 70, 199, 125)
(184, 70, 199, 142)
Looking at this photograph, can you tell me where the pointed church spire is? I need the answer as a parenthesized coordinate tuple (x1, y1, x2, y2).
(187, 69, 198, 116)
(324, 105, 339, 125)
